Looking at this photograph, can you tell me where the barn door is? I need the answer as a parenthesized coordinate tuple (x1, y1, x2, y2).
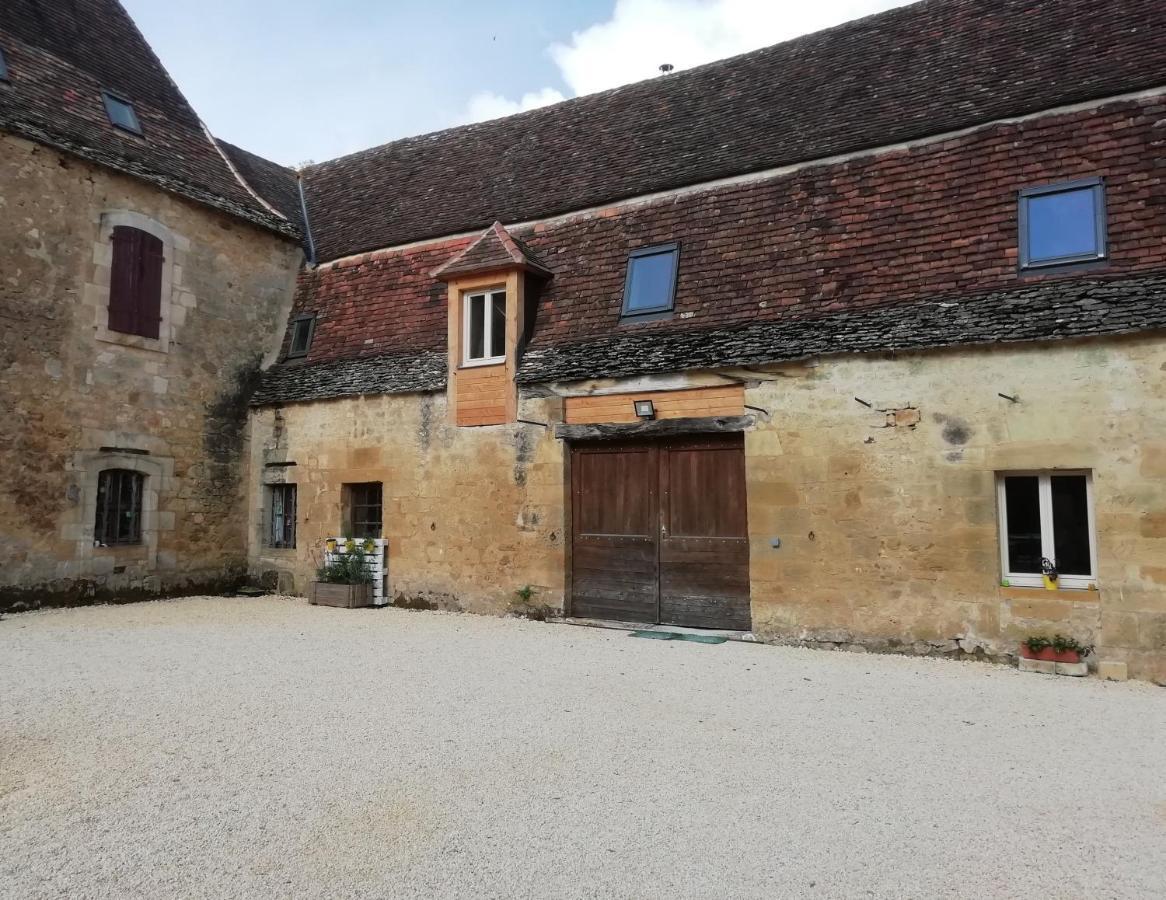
(570, 434, 751, 630)
(658, 435, 751, 630)
(569, 441, 660, 622)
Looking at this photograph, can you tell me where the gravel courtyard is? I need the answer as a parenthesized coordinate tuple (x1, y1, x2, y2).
(1, 597, 1163, 899)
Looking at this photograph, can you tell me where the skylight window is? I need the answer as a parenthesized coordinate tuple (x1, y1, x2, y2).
(0, 46, 10, 82)
(102, 90, 142, 134)
(1018, 177, 1107, 270)
(621, 243, 680, 319)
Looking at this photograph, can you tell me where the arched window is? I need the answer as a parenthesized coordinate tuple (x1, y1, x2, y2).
(108, 226, 164, 338)
(94, 469, 145, 546)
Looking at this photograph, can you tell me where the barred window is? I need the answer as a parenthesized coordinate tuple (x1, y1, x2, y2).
(95, 469, 144, 546)
(268, 484, 297, 549)
(344, 482, 383, 539)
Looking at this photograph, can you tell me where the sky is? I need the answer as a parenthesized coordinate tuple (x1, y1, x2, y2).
(123, 0, 912, 168)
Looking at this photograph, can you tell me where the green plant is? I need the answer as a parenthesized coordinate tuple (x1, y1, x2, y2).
(1023, 634, 1094, 657)
(316, 548, 372, 585)
(514, 584, 535, 604)
(1051, 633, 1094, 657)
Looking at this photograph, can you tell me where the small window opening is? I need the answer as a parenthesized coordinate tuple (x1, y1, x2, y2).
(997, 472, 1096, 589)
(288, 315, 316, 358)
(621, 243, 679, 319)
(102, 91, 142, 134)
(344, 482, 383, 539)
(1018, 178, 1106, 270)
(94, 469, 144, 546)
(463, 289, 506, 365)
(267, 484, 297, 549)
(0, 47, 10, 82)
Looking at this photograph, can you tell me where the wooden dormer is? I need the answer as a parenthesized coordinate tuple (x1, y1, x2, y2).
(432, 222, 553, 426)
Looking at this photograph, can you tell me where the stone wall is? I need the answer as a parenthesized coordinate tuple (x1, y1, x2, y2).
(247, 391, 566, 613)
(250, 332, 1165, 682)
(0, 134, 302, 609)
(744, 334, 1166, 683)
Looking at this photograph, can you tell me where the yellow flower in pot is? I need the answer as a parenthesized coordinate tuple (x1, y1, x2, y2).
(325, 538, 337, 553)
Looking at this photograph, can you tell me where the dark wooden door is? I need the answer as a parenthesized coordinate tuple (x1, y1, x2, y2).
(569, 434, 750, 629)
(658, 435, 751, 629)
(570, 441, 660, 622)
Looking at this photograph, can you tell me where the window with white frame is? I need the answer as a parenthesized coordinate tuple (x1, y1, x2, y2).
(997, 472, 1096, 589)
(463, 289, 506, 365)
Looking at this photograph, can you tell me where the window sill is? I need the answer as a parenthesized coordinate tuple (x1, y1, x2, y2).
(460, 359, 505, 369)
(999, 585, 1100, 602)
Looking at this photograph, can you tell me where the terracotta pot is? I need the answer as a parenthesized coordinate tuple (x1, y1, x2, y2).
(1020, 644, 1080, 663)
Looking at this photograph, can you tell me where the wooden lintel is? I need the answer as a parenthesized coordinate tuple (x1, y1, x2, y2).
(553, 415, 755, 441)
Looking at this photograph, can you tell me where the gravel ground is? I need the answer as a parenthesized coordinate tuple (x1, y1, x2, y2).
(1, 596, 1164, 899)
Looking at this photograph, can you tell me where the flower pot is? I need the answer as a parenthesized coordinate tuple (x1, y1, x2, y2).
(309, 581, 373, 609)
(1042, 574, 1058, 591)
(1019, 644, 1080, 664)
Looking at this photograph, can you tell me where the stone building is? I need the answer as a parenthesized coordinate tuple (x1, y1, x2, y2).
(4, 0, 1166, 683)
(0, 0, 303, 605)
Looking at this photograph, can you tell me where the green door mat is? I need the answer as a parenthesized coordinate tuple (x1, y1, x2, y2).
(630, 630, 727, 644)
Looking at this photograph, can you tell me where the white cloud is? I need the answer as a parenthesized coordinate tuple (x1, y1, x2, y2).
(464, 87, 569, 124)
(461, 0, 912, 123)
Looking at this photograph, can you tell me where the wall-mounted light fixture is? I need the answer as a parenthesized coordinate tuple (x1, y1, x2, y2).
(633, 399, 656, 420)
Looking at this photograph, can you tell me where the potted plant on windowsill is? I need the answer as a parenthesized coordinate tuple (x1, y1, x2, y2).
(309, 546, 374, 608)
(1019, 634, 1094, 664)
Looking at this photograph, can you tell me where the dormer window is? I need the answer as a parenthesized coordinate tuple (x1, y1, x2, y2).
(463, 289, 506, 365)
(287, 315, 316, 358)
(621, 242, 679, 319)
(0, 46, 10, 82)
(1018, 178, 1106, 270)
(102, 90, 142, 134)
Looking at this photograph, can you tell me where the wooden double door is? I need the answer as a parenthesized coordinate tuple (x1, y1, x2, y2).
(569, 434, 751, 630)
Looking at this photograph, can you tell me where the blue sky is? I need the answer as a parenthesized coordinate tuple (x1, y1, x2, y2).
(123, 0, 909, 168)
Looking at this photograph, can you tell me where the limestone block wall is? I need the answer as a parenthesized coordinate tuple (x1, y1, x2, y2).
(0, 134, 302, 609)
(744, 335, 1166, 683)
(248, 391, 566, 613)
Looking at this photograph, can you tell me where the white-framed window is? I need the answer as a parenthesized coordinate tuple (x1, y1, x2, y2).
(996, 471, 1097, 589)
(463, 289, 506, 366)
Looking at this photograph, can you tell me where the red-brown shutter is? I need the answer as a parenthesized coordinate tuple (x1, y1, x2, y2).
(108, 226, 140, 334)
(107, 227, 164, 338)
(137, 231, 164, 339)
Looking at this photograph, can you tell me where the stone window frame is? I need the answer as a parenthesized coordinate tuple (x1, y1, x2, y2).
(63, 450, 174, 572)
(87, 210, 192, 353)
(995, 470, 1098, 590)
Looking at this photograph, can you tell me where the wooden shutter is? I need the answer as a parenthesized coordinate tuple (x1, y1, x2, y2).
(108, 226, 164, 338)
(108, 226, 140, 334)
(137, 231, 164, 339)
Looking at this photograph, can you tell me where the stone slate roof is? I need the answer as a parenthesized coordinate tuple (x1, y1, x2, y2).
(253, 273, 1166, 405)
(218, 140, 305, 238)
(301, 0, 1166, 262)
(0, 0, 296, 238)
(515, 273, 1166, 384)
(251, 351, 447, 407)
(432, 222, 553, 280)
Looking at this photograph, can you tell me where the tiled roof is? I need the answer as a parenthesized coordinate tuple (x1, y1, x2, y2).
(432, 222, 553, 280)
(251, 350, 447, 406)
(253, 272, 1166, 405)
(0, 0, 296, 238)
(301, 0, 1166, 261)
(516, 272, 1166, 384)
(218, 140, 305, 238)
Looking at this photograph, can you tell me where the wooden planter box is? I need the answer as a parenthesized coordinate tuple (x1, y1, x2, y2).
(309, 582, 373, 609)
